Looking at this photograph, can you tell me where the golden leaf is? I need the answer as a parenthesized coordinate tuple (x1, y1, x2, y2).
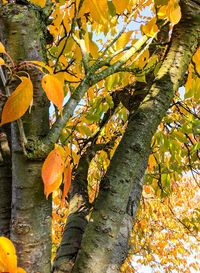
(141, 18, 158, 37)
(169, 2, 181, 24)
(116, 31, 133, 51)
(28, 0, 46, 8)
(0, 57, 5, 65)
(85, 0, 108, 25)
(42, 74, 64, 110)
(192, 47, 200, 74)
(0, 42, 5, 53)
(112, 0, 129, 13)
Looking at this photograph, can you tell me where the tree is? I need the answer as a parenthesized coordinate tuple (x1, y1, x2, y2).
(0, 0, 199, 272)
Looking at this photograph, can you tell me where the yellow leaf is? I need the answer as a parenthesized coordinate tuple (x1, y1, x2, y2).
(169, 2, 181, 24)
(0, 57, 5, 65)
(30, 61, 53, 74)
(141, 18, 158, 37)
(116, 31, 133, 51)
(112, 0, 129, 13)
(86, 0, 108, 25)
(42, 74, 64, 110)
(192, 47, 200, 74)
(0, 237, 17, 273)
(64, 72, 80, 82)
(0, 42, 5, 53)
(157, 5, 168, 19)
(42, 146, 65, 198)
(84, 31, 99, 59)
(63, 15, 71, 33)
(0, 77, 33, 126)
(28, 0, 46, 8)
(148, 154, 157, 170)
(89, 40, 99, 59)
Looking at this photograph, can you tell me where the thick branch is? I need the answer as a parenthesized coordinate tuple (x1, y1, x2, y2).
(71, 13, 199, 273)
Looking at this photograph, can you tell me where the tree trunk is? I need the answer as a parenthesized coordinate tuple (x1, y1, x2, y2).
(0, 4, 51, 272)
(71, 10, 199, 273)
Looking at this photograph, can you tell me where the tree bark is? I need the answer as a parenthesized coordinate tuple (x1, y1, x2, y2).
(0, 64, 12, 237)
(0, 4, 51, 272)
(71, 9, 200, 273)
(0, 125, 12, 237)
(52, 152, 91, 273)
(106, 156, 149, 273)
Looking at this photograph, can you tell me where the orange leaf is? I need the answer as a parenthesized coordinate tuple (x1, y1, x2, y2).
(61, 164, 72, 206)
(41, 74, 64, 111)
(42, 146, 65, 198)
(0, 77, 33, 126)
(143, 185, 151, 194)
(44, 176, 63, 199)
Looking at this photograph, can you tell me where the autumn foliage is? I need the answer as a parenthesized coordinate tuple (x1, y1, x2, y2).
(0, 0, 199, 272)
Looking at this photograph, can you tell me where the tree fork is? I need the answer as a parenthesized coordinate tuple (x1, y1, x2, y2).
(71, 6, 200, 273)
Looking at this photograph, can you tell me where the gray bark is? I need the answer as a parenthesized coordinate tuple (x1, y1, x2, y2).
(71, 7, 200, 273)
(106, 156, 149, 273)
(0, 4, 51, 272)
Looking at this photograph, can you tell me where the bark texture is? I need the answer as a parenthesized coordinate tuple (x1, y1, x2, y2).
(52, 79, 151, 273)
(52, 152, 91, 273)
(71, 10, 200, 273)
(0, 4, 51, 272)
(106, 156, 149, 273)
(0, 125, 12, 237)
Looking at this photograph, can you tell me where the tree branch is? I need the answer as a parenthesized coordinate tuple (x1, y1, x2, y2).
(71, 11, 200, 273)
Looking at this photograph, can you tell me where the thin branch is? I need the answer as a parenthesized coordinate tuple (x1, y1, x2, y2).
(35, 34, 150, 157)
